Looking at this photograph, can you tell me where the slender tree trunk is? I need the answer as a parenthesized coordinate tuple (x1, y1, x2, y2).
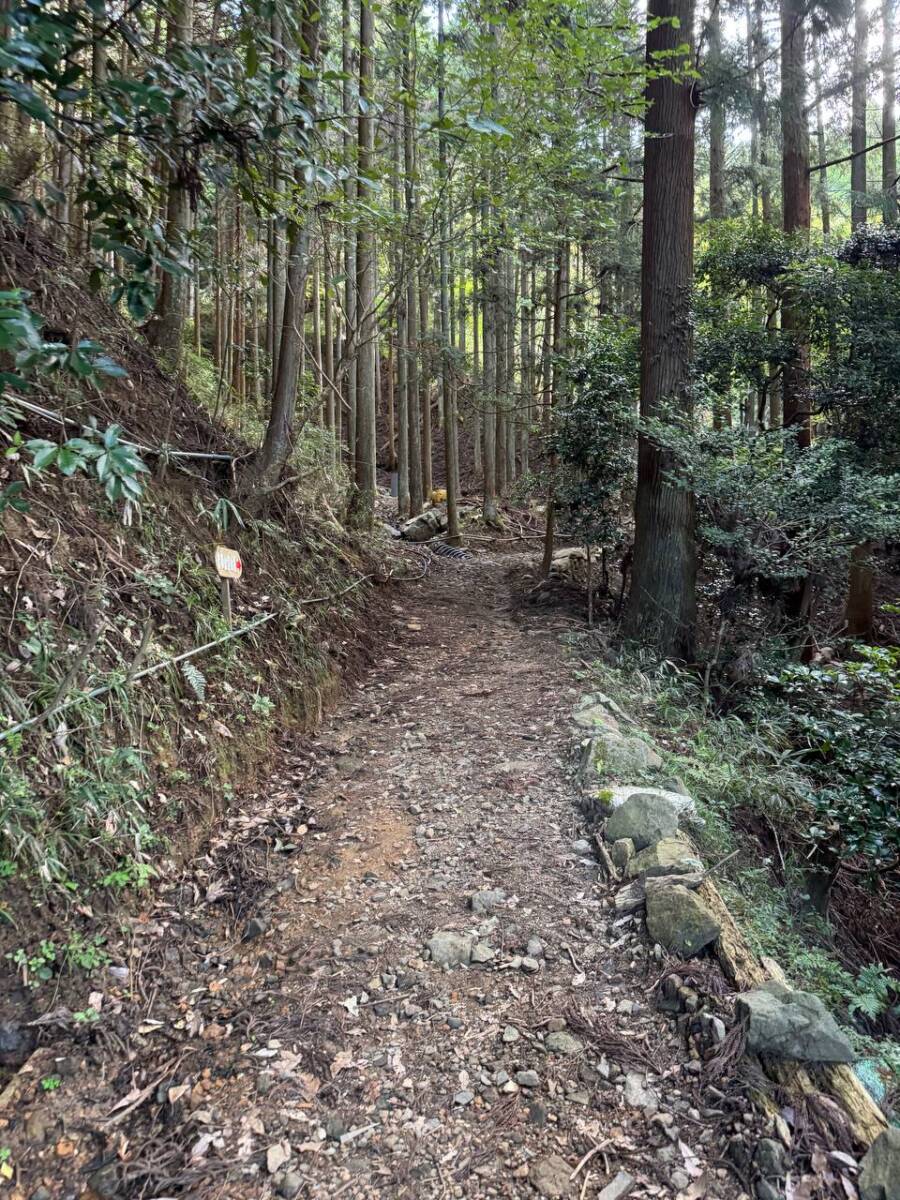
(392, 75, 410, 514)
(247, 1, 322, 495)
(754, 0, 773, 223)
(419, 263, 432, 498)
(438, 0, 460, 542)
(151, 0, 194, 367)
(471, 201, 482, 478)
(540, 239, 568, 578)
(851, 0, 869, 229)
(708, 6, 726, 220)
(745, 0, 760, 219)
(883, 0, 897, 223)
(813, 37, 831, 237)
(342, 0, 358, 471)
(403, 20, 422, 517)
(353, 0, 377, 520)
(324, 243, 336, 456)
(623, 0, 697, 658)
(780, 0, 812, 447)
(481, 193, 498, 525)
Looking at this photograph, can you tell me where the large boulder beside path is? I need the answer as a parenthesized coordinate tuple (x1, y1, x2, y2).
(736, 980, 856, 1063)
(645, 883, 721, 957)
(605, 791, 680, 850)
(603, 783, 702, 828)
(859, 1128, 900, 1200)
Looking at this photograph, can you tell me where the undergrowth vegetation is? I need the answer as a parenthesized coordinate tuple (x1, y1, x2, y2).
(573, 638, 900, 1099)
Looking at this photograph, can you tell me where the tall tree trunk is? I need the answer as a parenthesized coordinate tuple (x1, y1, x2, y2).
(151, 0, 193, 368)
(623, 0, 697, 658)
(845, 541, 875, 638)
(813, 36, 831, 237)
(482, 194, 499, 524)
(392, 76, 410, 514)
(324, 243, 336, 457)
(247, 0, 322, 495)
(540, 239, 568, 578)
(403, 5, 423, 515)
(342, 0, 358, 470)
(708, 6, 726, 220)
(419, 262, 432, 498)
(883, 0, 898, 223)
(754, 0, 773, 223)
(851, 0, 868, 230)
(353, 0, 377, 521)
(438, 0, 460, 543)
(780, 0, 812, 447)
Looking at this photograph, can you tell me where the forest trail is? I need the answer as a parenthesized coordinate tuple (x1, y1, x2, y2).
(8, 552, 755, 1200)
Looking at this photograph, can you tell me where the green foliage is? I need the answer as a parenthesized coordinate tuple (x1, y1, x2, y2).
(101, 857, 155, 891)
(0, 1, 322, 313)
(8, 933, 109, 989)
(40, 1075, 61, 1091)
(847, 963, 900, 1021)
(197, 496, 245, 535)
(26, 420, 148, 519)
(554, 320, 638, 550)
(0, 289, 125, 389)
(654, 423, 900, 591)
(0, 740, 154, 883)
(8, 938, 56, 988)
(181, 662, 207, 701)
(756, 647, 900, 871)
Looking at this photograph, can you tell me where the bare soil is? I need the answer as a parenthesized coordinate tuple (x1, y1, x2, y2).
(0, 547, 761, 1200)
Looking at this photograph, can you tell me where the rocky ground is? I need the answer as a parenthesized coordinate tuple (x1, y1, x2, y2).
(2, 547, 779, 1199)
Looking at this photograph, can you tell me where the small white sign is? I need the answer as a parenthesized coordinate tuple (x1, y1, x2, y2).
(214, 545, 243, 580)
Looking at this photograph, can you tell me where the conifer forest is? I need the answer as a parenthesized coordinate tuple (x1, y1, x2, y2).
(0, 0, 898, 1196)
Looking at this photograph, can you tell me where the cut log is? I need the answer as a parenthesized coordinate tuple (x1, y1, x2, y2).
(645, 872, 702, 895)
(698, 879, 887, 1146)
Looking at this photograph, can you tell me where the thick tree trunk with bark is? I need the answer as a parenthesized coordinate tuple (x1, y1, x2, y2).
(624, 0, 697, 659)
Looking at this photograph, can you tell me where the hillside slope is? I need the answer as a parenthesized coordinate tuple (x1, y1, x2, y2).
(0, 217, 387, 903)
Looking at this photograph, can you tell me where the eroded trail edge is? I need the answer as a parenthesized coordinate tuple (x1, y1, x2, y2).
(6, 556, 758, 1200)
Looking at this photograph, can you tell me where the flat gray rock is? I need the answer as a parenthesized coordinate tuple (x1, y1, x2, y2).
(582, 727, 663, 780)
(469, 887, 505, 914)
(860, 1128, 900, 1200)
(605, 792, 680, 850)
(623, 1071, 659, 1112)
(544, 1030, 583, 1056)
(530, 1154, 574, 1197)
(605, 784, 701, 826)
(428, 931, 473, 967)
(626, 837, 703, 880)
(736, 980, 855, 1063)
(598, 1171, 635, 1200)
(645, 884, 720, 957)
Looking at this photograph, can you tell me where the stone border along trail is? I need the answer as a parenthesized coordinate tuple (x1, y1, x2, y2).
(11, 550, 773, 1199)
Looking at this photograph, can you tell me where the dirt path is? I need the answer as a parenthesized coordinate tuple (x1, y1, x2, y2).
(5, 552, 754, 1200)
